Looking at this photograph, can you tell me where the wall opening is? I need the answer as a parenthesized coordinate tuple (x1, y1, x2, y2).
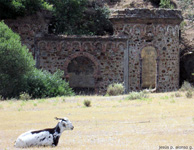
(141, 46, 157, 89)
(67, 56, 95, 94)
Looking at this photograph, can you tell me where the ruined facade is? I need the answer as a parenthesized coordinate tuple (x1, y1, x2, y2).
(5, 8, 183, 94)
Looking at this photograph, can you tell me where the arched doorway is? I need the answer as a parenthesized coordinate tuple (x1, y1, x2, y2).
(67, 56, 96, 94)
(141, 46, 157, 89)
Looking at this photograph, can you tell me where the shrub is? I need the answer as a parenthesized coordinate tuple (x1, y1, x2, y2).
(106, 83, 124, 96)
(0, 21, 35, 98)
(185, 90, 192, 98)
(83, 99, 91, 107)
(180, 81, 194, 91)
(26, 69, 74, 98)
(126, 91, 148, 100)
(19, 92, 31, 100)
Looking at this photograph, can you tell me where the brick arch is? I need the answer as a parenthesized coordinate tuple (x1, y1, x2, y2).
(156, 25, 166, 35)
(64, 52, 100, 79)
(133, 24, 143, 35)
(143, 24, 156, 36)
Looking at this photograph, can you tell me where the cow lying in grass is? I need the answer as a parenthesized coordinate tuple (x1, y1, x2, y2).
(14, 117, 74, 148)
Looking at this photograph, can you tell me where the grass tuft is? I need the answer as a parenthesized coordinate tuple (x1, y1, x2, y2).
(185, 90, 193, 98)
(180, 81, 194, 92)
(83, 100, 91, 107)
(106, 83, 124, 96)
(126, 91, 148, 100)
(175, 92, 181, 97)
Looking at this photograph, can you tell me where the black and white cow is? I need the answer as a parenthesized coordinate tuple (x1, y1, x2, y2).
(14, 117, 74, 148)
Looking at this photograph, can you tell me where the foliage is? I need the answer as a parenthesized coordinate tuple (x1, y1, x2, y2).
(106, 83, 124, 96)
(185, 90, 192, 98)
(180, 81, 194, 91)
(83, 99, 91, 107)
(126, 91, 148, 100)
(49, 0, 113, 35)
(0, 0, 51, 19)
(26, 69, 74, 98)
(159, 0, 174, 9)
(0, 21, 35, 98)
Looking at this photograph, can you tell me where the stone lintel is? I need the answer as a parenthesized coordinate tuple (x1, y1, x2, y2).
(36, 35, 128, 42)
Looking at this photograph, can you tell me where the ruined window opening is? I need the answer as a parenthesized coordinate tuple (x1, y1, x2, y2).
(67, 56, 96, 94)
(141, 46, 157, 89)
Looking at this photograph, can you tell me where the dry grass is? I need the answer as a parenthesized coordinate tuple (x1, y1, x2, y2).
(0, 92, 194, 150)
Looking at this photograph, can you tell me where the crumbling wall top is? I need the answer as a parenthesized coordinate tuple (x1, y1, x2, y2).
(110, 8, 183, 24)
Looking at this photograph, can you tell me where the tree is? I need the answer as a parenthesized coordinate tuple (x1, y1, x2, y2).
(0, 0, 50, 19)
(0, 21, 74, 98)
(49, 0, 113, 35)
(0, 21, 35, 98)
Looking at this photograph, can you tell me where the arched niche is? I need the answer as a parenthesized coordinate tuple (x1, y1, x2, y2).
(65, 53, 100, 94)
(141, 46, 157, 89)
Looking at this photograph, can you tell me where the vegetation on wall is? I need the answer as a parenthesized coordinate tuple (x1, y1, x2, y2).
(0, 21, 74, 99)
(159, 0, 174, 9)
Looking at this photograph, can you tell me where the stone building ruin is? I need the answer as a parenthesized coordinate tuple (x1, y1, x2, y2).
(5, 8, 183, 94)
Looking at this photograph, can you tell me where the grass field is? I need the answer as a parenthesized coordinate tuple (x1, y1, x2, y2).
(0, 92, 194, 150)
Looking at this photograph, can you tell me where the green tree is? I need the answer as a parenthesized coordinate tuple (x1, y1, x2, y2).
(0, 21, 74, 98)
(0, 21, 35, 98)
(49, 0, 113, 35)
(0, 0, 51, 19)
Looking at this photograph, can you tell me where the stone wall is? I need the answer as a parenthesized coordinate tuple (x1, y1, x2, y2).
(5, 10, 51, 58)
(35, 36, 127, 94)
(111, 8, 182, 92)
(4, 8, 183, 94)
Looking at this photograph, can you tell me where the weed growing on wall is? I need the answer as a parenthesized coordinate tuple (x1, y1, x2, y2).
(159, 0, 174, 9)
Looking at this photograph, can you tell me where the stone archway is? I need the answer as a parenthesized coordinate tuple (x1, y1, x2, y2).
(64, 52, 100, 94)
(141, 46, 157, 89)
